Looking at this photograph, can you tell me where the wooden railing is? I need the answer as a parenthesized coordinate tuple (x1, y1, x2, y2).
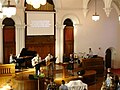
(0, 64, 15, 76)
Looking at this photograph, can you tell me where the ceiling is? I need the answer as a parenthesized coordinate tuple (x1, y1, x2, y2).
(53, 0, 120, 9)
(51, 0, 120, 17)
(1, 0, 120, 13)
(1, 0, 120, 8)
(113, 0, 120, 10)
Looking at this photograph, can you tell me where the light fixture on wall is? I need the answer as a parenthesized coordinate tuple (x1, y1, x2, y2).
(119, 15, 120, 21)
(92, 0, 100, 21)
(2, 0, 16, 18)
(26, 0, 47, 9)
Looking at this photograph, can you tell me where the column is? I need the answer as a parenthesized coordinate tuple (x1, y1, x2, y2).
(15, 24, 25, 55)
(55, 24, 65, 63)
(0, 25, 3, 63)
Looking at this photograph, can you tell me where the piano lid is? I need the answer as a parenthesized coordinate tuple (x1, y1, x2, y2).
(19, 48, 37, 57)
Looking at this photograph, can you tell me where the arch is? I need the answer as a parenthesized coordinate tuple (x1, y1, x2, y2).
(0, 11, 25, 63)
(61, 14, 80, 26)
(108, 47, 116, 69)
(86, 0, 120, 17)
(63, 18, 74, 57)
(87, 0, 92, 7)
(56, 13, 80, 62)
(2, 17, 16, 63)
(105, 47, 116, 69)
(0, 12, 23, 26)
(112, 2, 120, 15)
(63, 18, 73, 26)
(2, 18, 15, 26)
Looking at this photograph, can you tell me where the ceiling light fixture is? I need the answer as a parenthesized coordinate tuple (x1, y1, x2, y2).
(2, 0, 16, 18)
(92, 0, 100, 21)
(26, 0, 47, 9)
(0, 2, 3, 19)
(0, 12, 3, 19)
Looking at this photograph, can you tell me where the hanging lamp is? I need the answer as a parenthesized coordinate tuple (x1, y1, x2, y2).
(2, 0, 16, 17)
(92, 0, 100, 21)
(26, 0, 46, 9)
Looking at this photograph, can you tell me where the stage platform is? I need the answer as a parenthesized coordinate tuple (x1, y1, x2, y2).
(15, 63, 97, 85)
(0, 63, 97, 90)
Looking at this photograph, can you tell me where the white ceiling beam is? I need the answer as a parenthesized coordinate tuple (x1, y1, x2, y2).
(53, 0, 62, 11)
(83, 0, 90, 17)
(103, 0, 113, 17)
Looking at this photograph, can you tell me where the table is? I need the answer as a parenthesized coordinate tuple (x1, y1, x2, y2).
(66, 80, 88, 90)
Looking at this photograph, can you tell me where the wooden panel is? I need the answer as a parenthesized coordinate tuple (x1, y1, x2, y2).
(24, 80, 38, 90)
(26, 36, 55, 59)
(64, 41, 73, 57)
(4, 28, 15, 42)
(64, 26, 74, 57)
(65, 27, 74, 41)
(82, 57, 104, 76)
(4, 43, 16, 64)
(16, 78, 45, 90)
(3, 27, 16, 64)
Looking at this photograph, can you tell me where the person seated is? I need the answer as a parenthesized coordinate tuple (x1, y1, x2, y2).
(74, 53, 78, 63)
(39, 67, 45, 78)
(105, 68, 113, 79)
(9, 54, 16, 64)
(59, 80, 68, 90)
(88, 48, 93, 58)
(114, 75, 120, 90)
(101, 81, 107, 90)
(46, 78, 57, 90)
(105, 74, 112, 88)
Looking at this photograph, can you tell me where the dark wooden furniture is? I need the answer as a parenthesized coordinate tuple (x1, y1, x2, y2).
(15, 48, 37, 68)
(82, 57, 104, 76)
(55, 70, 96, 85)
(83, 70, 96, 85)
(16, 77, 45, 90)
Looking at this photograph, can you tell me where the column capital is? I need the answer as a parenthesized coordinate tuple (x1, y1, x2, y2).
(15, 24, 26, 29)
(55, 24, 66, 30)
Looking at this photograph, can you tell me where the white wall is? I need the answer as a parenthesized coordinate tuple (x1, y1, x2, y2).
(55, 0, 120, 68)
(0, 0, 120, 69)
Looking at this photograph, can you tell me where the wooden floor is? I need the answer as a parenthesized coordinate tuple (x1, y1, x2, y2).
(0, 63, 105, 90)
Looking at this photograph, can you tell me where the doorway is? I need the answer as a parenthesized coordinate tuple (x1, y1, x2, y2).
(105, 48, 112, 69)
(63, 18, 74, 57)
(2, 18, 16, 64)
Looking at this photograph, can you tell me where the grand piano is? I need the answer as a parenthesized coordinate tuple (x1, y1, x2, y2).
(15, 48, 37, 69)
